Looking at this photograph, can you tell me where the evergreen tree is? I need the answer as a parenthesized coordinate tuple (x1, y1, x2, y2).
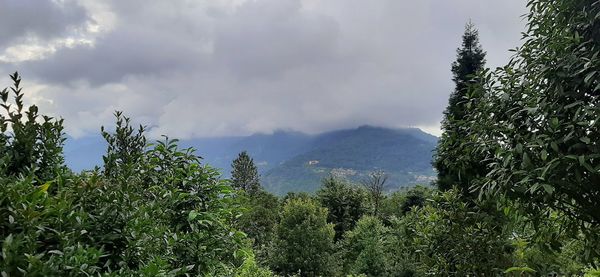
(231, 151, 261, 193)
(434, 21, 487, 194)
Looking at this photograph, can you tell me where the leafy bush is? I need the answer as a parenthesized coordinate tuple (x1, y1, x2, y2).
(0, 72, 65, 182)
(389, 190, 512, 276)
(237, 189, 280, 263)
(458, 0, 600, 259)
(341, 216, 390, 277)
(0, 77, 251, 275)
(316, 176, 368, 241)
(271, 197, 335, 276)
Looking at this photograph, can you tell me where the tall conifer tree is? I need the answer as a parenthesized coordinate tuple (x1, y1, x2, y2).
(434, 22, 487, 193)
(231, 151, 261, 193)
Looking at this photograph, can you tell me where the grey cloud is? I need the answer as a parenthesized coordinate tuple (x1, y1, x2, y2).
(2, 0, 527, 139)
(0, 0, 90, 47)
(24, 27, 206, 85)
(214, 0, 341, 79)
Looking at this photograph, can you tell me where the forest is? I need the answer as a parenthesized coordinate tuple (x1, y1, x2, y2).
(1, 0, 600, 276)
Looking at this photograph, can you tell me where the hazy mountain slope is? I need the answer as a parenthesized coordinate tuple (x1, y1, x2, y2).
(64, 126, 437, 195)
(262, 126, 437, 194)
(179, 131, 312, 175)
(64, 131, 312, 173)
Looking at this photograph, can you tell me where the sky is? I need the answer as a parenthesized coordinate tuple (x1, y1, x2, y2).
(0, 0, 526, 138)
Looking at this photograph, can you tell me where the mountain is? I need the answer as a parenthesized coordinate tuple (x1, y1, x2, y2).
(63, 126, 437, 194)
(261, 126, 437, 194)
(63, 130, 311, 174)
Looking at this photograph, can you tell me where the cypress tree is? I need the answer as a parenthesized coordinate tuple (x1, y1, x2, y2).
(434, 21, 487, 193)
(231, 151, 261, 193)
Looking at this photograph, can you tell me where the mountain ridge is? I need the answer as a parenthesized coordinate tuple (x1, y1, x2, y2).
(64, 125, 437, 194)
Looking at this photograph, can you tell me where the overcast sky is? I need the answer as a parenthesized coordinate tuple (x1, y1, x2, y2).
(0, 0, 526, 138)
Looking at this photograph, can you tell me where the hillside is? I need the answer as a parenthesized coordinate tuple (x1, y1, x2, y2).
(64, 126, 437, 194)
(262, 126, 437, 194)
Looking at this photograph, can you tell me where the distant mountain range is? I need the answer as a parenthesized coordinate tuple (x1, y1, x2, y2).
(64, 125, 438, 195)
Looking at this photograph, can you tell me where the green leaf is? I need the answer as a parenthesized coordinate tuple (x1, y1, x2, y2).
(188, 211, 199, 221)
(542, 184, 554, 195)
(584, 71, 597, 84)
(580, 137, 591, 144)
(505, 266, 536, 274)
(541, 150, 548, 161)
(551, 117, 559, 128)
(550, 141, 559, 152)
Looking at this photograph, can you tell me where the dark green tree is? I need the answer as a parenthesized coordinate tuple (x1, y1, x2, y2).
(341, 216, 390, 277)
(0, 72, 65, 182)
(434, 21, 487, 194)
(389, 190, 512, 276)
(472, 0, 600, 259)
(316, 176, 368, 240)
(231, 151, 260, 193)
(237, 189, 280, 261)
(271, 197, 335, 276)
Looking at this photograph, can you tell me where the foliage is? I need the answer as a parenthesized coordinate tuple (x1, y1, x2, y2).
(361, 170, 388, 217)
(341, 216, 390, 277)
(101, 111, 146, 180)
(6, 0, 600, 272)
(231, 151, 261, 194)
(0, 72, 65, 182)
(316, 176, 368, 241)
(389, 189, 512, 276)
(271, 197, 335, 276)
(237, 189, 280, 263)
(0, 97, 248, 275)
(234, 252, 275, 277)
(463, 0, 600, 259)
(434, 22, 488, 195)
(380, 186, 431, 223)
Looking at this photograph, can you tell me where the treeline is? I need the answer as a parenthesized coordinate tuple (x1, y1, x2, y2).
(1, 0, 600, 276)
(231, 154, 596, 276)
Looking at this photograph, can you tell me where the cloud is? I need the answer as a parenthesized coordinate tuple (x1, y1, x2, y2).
(0, 0, 90, 47)
(0, 0, 527, 138)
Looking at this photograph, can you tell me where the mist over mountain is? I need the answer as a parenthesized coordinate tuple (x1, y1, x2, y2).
(64, 125, 437, 194)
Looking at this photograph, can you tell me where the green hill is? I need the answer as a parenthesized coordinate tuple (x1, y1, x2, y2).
(262, 126, 437, 194)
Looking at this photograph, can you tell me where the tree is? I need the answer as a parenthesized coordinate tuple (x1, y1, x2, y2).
(316, 176, 368, 240)
(271, 197, 335, 276)
(469, 0, 600, 259)
(0, 72, 65, 182)
(231, 151, 261, 193)
(434, 21, 487, 194)
(341, 216, 390, 277)
(361, 170, 388, 217)
(389, 190, 512, 276)
(237, 189, 280, 261)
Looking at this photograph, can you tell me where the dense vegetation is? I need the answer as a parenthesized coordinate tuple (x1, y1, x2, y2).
(2, 0, 600, 276)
